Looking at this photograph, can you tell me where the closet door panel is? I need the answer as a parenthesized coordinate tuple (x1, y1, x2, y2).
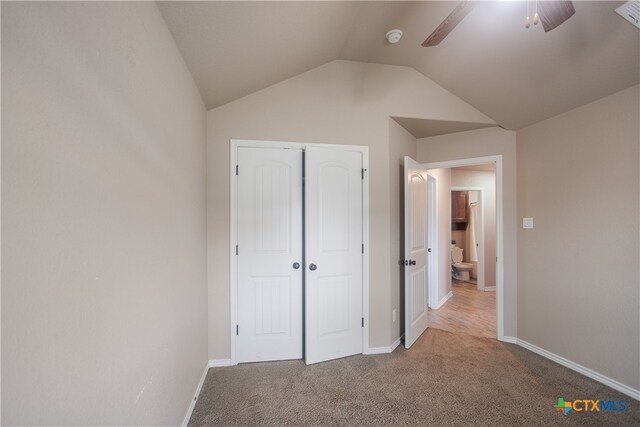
(305, 147, 363, 365)
(236, 148, 303, 363)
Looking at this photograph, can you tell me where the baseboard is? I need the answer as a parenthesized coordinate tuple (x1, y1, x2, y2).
(500, 335, 518, 344)
(208, 358, 233, 368)
(432, 291, 453, 309)
(366, 335, 403, 354)
(484, 286, 496, 291)
(390, 335, 403, 351)
(509, 338, 639, 401)
(181, 362, 209, 427)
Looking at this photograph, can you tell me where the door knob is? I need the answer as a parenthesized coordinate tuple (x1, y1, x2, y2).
(292, 262, 300, 269)
(309, 263, 317, 271)
(409, 260, 416, 266)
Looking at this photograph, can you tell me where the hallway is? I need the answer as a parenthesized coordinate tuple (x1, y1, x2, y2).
(428, 280, 496, 339)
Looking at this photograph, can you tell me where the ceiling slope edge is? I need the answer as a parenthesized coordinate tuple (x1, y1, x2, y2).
(208, 60, 499, 130)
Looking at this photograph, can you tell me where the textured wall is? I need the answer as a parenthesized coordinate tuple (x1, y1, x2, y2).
(1, 3, 207, 424)
(517, 85, 639, 390)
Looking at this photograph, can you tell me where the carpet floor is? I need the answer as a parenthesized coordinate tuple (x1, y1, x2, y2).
(189, 329, 639, 426)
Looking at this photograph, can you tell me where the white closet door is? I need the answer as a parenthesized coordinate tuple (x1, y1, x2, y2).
(305, 147, 363, 364)
(237, 147, 303, 363)
(404, 156, 429, 349)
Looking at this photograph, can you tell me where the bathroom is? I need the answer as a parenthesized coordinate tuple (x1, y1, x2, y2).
(450, 165, 497, 290)
(451, 190, 480, 284)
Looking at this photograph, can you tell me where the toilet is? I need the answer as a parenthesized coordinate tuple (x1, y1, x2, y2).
(451, 245, 473, 281)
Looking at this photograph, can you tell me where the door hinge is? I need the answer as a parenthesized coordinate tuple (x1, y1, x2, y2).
(361, 168, 366, 180)
(361, 243, 364, 254)
(235, 245, 238, 255)
(236, 325, 239, 335)
(235, 165, 238, 176)
(361, 317, 365, 327)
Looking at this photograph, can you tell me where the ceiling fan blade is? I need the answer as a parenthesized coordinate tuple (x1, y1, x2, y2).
(422, 1, 477, 47)
(538, 1, 576, 32)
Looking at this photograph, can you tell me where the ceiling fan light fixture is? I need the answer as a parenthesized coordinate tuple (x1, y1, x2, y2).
(533, 12, 540, 25)
(525, 15, 531, 28)
(385, 29, 403, 44)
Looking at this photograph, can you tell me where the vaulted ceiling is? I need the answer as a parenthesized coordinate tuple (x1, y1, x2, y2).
(158, 1, 640, 130)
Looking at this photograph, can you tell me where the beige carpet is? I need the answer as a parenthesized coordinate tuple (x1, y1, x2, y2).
(189, 329, 639, 426)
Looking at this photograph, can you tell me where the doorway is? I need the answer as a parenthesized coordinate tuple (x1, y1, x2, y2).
(450, 187, 485, 290)
(229, 140, 370, 365)
(404, 155, 505, 341)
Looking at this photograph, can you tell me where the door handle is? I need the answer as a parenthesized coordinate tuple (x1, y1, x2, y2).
(292, 262, 300, 269)
(409, 260, 416, 266)
(309, 263, 317, 271)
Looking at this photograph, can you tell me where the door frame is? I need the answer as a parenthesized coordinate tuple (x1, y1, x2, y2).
(421, 155, 505, 341)
(229, 139, 370, 365)
(427, 174, 438, 309)
(450, 186, 486, 291)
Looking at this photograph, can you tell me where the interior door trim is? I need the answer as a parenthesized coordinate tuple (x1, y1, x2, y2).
(229, 139, 369, 365)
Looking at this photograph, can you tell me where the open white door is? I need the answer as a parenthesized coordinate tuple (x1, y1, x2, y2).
(236, 147, 303, 363)
(305, 147, 363, 364)
(404, 156, 429, 348)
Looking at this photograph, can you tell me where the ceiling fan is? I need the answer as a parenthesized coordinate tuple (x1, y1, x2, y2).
(422, 0, 576, 47)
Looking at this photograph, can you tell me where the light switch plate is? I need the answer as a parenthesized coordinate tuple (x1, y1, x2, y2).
(523, 217, 534, 229)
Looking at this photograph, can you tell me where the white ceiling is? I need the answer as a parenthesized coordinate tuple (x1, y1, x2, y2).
(157, 1, 362, 110)
(158, 1, 640, 130)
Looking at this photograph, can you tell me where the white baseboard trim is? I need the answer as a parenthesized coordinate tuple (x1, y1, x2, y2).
(500, 335, 518, 344)
(365, 334, 403, 354)
(390, 335, 403, 351)
(484, 286, 496, 291)
(502, 337, 639, 401)
(432, 291, 453, 309)
(181, 362, 209, 427)
(208, 358, 233, 368)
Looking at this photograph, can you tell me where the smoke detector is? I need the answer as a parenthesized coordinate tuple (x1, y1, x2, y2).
(385, 29, 403, 44)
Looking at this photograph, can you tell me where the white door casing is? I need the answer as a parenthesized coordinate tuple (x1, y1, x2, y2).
(427, 175, 437, 309)
(236, 147, 303, 363)
(404, 156, 429, 349)
(305, 146, 363, 364)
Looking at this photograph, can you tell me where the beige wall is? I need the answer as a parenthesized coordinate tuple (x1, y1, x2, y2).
(1, 3, 207, 425)
(207, 60, 495, 358)
(388, 119, 416, 342)
(517, 85, 640, 390)
(417, 127, 517, 337)
(451, 229, 466, 260)
(451, 170, 497, 287)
